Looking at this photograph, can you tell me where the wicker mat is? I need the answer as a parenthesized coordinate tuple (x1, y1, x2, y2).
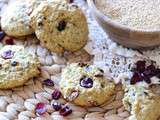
(0, 0, 159, 120)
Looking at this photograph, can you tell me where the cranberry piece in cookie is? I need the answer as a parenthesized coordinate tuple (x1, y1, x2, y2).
(80, 77, 93, 88)
(5, 37, 14, 45)
(57, 20, 66, 31)
(1, 50, 14, 59)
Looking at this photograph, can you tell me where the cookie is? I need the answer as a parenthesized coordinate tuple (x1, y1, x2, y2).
(26, 0, 45, 9)
(0, 45, 40, 89)
(1, 1, 35, 37)
(60, 63, 115, 107)
(123, 85, 160, 120)
(30, 0, 88, 53)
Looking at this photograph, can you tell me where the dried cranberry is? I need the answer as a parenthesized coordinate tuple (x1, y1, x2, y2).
(136, 60, 146, 73)
(5, 38, 14, 45)
(11, 61, 18, 66)
(35, 103, 46, 116)
(52, 89, 61, 100)
(1, 50, 14, 59)
(131, 60, 160, 85)
(43, 79, 54, 86)
(59, 106, 72, 116)
(144, 65, 156, 76)
(80, 77, 93, 88)
(147, 64, 156, 71)
(68, 0, 74, 3)
(57, 20, 66, 31)
(52, 102, 62, 111)
(0, 31, 5, 41)
(130, 72, 142, 85)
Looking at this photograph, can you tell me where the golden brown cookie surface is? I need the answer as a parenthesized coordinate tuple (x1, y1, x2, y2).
(60, 63, 115, 107)
(123, 85, 160, 120)
(0, 45, 40, 89)
(30, 0, 88, 53)
(1, 1, 34, 37)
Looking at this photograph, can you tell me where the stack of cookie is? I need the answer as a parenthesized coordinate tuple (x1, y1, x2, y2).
(1, 0, 88, 53)
(0, 0, 116, 109)
(0, 0, 89, 90)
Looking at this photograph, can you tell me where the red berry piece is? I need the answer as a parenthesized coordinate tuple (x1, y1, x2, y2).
(43, 79, 54, 86)
(35, 103, 46, 116)
(52, 102, 62, 111)
(5, 38, 14, 45)
(130, 72, 142, 85)
(1, 50, 14, 59)
(136, 60, 146, 73)
(57, 20, 66, 31)
(131, 60, 160, 84)
(52, 89, 61, 100)
(59, 106, 72, 116)
(144, 65, 156, 76)
(80, 77, 93, 88)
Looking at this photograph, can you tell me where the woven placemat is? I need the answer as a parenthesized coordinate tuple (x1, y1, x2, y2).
(0, 0, 159, 120)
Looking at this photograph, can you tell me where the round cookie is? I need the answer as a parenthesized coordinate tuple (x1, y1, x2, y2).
(30, 0, 88, 53)
(123, 85, 160, 120)
(1, 0, 34, 37)
(0, 45, 40, 89)
(60, 63, 115, 107)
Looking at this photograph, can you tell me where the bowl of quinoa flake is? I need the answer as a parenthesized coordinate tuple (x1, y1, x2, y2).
(88, 0, 160, 49)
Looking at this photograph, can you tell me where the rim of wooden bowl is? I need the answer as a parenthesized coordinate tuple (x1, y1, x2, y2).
(87, 0, 160, 34)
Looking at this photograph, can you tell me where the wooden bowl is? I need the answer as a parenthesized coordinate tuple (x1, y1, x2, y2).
(87, 0, 160, 49)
